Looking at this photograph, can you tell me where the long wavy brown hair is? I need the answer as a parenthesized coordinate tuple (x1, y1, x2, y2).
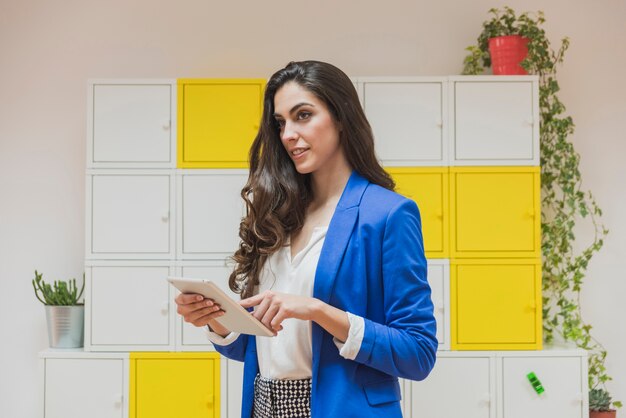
(229, 60, 395, 298)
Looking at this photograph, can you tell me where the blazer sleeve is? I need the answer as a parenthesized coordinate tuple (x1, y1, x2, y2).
(353, 198, 438, 381)
(209, 331, 249, 362)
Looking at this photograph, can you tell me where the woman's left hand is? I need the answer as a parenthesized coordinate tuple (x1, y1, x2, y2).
(239, 290, 322, 333)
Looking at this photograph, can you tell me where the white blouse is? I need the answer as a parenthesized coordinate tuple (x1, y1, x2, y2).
(205, 226, 365, 380)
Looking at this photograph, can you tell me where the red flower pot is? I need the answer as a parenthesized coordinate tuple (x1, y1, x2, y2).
(590, 410, 617, 418)
(488, 35, 530, 75)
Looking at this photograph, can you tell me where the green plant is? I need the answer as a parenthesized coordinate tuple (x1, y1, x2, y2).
(463, 6, 621, 411)
(590, 388, 616, 412)
(462, 6, 548, 75)
(32, 270, 85, 306)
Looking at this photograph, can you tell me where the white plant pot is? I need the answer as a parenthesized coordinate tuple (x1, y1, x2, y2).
(45, 305, 84, 348)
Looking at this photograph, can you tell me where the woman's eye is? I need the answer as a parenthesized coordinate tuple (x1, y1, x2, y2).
(297, 111, 311, 120)
(275, 119, 285, 129)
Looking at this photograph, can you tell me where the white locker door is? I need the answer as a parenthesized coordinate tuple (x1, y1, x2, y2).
(44, 358, 124, 418)
(428, 262, 447, 349)
(179, 264, 237, 346)
(91, 174, 171, 255)
(501, 356, 584, 418)
(454, 81, 534, 163)
(363, 81, 443, 165)
(411, 356, 493, 418)
(92, 84, 172, 163)
(181, 172, 246, 258)
(227, 359, 244, 418)
(91, 266, 171, 346)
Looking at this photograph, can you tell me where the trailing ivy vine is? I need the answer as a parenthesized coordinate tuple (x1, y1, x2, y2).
(462, 6, 620, 409)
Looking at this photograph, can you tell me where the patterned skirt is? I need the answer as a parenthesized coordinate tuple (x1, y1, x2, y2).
(252, 374, 312, 418)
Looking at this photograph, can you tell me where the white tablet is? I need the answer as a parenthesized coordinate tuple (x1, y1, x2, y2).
(167, 276, 274, 337)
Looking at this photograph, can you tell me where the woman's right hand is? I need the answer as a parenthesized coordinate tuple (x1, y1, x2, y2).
(175, 293, 230, 337)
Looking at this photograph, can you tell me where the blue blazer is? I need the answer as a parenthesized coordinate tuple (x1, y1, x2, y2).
(214, 170, 438, 417)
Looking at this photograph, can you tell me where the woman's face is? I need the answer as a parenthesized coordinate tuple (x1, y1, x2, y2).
(273, 81, 346, 175)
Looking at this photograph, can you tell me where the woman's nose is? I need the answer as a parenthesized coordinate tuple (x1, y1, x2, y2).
(281, 122, 298, 142)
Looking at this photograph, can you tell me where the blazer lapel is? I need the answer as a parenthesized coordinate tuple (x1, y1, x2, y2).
(311, 170, 369, 388)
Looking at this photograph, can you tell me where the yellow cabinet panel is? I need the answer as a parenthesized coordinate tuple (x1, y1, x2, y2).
(130, 352, 220, 418)
(451, 259, 542, 350)
(450, 167, 540, 258)
(387, 167, 448, 258)
(178, 79, 265, 168)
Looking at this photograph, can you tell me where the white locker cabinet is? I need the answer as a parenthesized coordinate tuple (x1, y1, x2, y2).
(42, 354, 127, 418)
(85, 264, 174, 351)
(87, 80, 176, 168)
(86, 170, 175, 259)
(226, 359, 244, 418)
(178, 170, 247, 260)
(410, 355, 495, 418)
(177, 263, 239, 348)
(359, 77, 447, 166)
(500, 355, 586, 418)
(427, 259, 450, 350)
(450, 76, 539, 166)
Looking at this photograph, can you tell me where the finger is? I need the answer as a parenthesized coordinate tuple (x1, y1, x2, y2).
(177, 299, 220, 316)
(252, 295, 273, 321)
(191, 310, 226, 327)
(176, 293, 204, 305)
(186, 304, 224, 324)
(270, 310, 288, 331)
(261, 304, 280, 330)
(240, 293, 264, 308)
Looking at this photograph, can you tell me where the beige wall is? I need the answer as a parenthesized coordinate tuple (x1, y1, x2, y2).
(1, 0, 625, 416)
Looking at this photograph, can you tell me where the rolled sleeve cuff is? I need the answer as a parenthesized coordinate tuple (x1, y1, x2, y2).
(333, 311, 365, 360)
(204, 326, 240, 346)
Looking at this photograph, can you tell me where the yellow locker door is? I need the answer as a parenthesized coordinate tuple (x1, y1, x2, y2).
(130, 352, 220, 418)
(387, 167, 449, 258)
(450, 167, 540, 258)
(178, 79, 265, 168)
(451, 259, 542, 350)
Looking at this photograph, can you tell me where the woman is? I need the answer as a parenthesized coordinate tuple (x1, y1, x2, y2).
(175, 60, 437, 418)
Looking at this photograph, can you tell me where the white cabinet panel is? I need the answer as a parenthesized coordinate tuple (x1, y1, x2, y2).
(452, 79, 538, 165)
(89, 81, 174, 167)
(227, 359, 244, 418)
(361, 79, 446, 166)
(411, 356, 493, 418)
(501, 356, 584, 418)
(88, 172, 173, 258)
(44, 358, 124, 418)
(178, 264, 238, 347)
(179, 171, 246, 259)
(88, 265, 172, 348)
(427, 260, 450, 350)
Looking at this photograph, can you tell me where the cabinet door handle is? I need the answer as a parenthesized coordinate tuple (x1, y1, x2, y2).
(436, 211, 444, 220)
(161, 211, 170, 222)
(161, 302, 169, 315)
(162, 119, 171, 131)
(526, 209, 535, 219)
(524, 119, 534, 127)
(206, 394, 215, 405)
(436, 119, 443, 128)
(113, 393, 123, 408)
(435, 300, 444, 312)
(481, 392, 491, 405)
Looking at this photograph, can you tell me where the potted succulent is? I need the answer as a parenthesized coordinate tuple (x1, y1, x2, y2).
(590, 388, 620, 418)
(462, 6, 546, 75)
(464, 6, 621, 416)
(32, 270, 85, 348)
